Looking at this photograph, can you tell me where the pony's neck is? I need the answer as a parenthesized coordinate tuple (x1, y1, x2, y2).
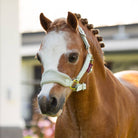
(58, 24, 106, 132)
(63, 67, 104, 130)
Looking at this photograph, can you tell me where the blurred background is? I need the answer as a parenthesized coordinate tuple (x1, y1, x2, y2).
(0, 0, 138, 137)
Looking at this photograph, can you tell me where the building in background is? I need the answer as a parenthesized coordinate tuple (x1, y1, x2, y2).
(0, 0, 24, 137)
(21, 23, 138, 124)
(99, 24, 138, 72)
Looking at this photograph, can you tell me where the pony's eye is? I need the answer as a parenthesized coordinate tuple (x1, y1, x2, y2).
(68, 52, 79, 63)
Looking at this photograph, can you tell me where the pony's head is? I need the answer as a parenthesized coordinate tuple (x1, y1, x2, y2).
(37, 12, 105, 116)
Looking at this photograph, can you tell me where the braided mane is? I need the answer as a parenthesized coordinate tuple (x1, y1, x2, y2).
(74, 13, 105, 48)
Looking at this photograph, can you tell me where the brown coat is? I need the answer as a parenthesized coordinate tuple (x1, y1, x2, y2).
(38, 12, 138, 138)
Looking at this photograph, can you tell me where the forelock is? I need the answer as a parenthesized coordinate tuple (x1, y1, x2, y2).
(48, 18, 68, 32)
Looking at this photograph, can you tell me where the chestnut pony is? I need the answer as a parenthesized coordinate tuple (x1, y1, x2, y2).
(37, 12, 138, 138)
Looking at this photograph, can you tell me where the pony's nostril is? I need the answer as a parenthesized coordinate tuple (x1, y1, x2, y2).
(38, 96, 47, 114)
(50, 97, 57, 107)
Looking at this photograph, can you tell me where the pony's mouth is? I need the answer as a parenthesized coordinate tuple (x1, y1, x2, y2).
(44, 107, 63, 117)
(47, 109, 63, 117)
(45, 106, 62, 117)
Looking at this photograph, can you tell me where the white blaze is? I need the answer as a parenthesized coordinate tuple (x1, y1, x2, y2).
(38, 83, 54, 98)
(40, 31, 68, 71)
(39, 31, 68, 97)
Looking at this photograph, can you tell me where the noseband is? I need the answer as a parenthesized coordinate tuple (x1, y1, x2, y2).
(40, 26, 93, 92)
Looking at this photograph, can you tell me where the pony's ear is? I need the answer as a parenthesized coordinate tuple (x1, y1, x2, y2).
(67, 12, 78, 31)
(40, 13, 52, 31)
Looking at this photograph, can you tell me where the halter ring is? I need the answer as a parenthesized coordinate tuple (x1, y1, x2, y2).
(70, 79, 79, 91)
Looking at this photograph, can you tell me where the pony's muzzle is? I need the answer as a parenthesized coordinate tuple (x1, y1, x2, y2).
(38, 95, 58, 115)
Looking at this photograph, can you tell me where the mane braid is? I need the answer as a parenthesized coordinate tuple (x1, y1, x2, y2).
(97, 36, 103, 42)
(87, 24, 94, 29)
(74, 13, 105, 48)
(92, 29, 99, 35)
(81, 18, 88, 25)
(74, 13, 81, 19)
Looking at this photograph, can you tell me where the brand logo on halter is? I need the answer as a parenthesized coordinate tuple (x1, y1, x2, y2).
(40, 26, 93, 92)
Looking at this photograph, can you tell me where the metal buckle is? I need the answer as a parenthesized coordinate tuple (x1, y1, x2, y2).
(70, 79, 79, 91)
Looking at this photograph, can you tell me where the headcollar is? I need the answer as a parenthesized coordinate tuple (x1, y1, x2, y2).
(40, 26, 93, 92)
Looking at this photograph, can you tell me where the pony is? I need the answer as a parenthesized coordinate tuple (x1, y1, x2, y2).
(36, 12, 138, 138)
